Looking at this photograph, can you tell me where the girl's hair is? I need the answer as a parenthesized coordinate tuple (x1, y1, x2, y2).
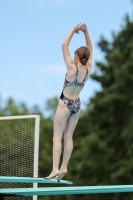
(75, 46, 90, 65)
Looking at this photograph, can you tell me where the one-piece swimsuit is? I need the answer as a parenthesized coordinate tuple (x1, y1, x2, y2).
(60, 65, 88, 116)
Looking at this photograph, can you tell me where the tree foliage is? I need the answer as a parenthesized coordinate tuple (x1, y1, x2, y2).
(0, 15, 133, 200)
(69, 15, 133, 200)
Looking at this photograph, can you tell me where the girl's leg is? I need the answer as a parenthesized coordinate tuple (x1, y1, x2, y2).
(55, 110, 80, 180)
(45, 99, 70, 179)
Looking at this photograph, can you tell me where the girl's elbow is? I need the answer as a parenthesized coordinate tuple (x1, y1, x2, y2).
(62, 43, 68, 47)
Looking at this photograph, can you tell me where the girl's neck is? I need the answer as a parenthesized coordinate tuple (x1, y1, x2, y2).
(76, 62, 85, 69)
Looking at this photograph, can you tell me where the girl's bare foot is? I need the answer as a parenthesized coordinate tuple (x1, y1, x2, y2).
(45, 170, 59, 179)
(55, 169, 67, 180)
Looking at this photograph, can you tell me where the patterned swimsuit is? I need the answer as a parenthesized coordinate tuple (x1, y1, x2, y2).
(60, 65, 88, 116)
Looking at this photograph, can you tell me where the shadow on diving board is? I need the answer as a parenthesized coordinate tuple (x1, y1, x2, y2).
(0, 176, 72, 185)
(1, 185, 133, 196)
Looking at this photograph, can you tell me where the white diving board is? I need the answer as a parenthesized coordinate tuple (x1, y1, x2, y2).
(0, 176, 72, 185)
(0, 185, 133, 196)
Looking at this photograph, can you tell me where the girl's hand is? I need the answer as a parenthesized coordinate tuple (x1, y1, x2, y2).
(73, 23, 87, 34)
(73, 23, 82, 34)
(80, 23, 87, 33)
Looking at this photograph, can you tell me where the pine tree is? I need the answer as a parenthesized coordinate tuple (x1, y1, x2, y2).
(71, 15, 133, 200)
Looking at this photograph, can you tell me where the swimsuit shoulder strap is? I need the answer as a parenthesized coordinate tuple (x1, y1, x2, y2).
(83, 67, 88, 82)
(75, 65, 78, 80)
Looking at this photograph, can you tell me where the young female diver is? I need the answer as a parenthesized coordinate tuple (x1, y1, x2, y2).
(45, 23, 92, 180)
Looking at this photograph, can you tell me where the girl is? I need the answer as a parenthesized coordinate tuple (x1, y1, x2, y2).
(46, 23, 92, 180)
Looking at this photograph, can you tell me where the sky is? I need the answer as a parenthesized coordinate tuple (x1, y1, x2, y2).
(0, 0, 132, 115)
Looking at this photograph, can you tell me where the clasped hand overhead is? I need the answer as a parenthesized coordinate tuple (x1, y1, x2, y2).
(73, 23, 87, 34)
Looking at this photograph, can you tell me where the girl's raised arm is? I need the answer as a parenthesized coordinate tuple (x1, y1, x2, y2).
(81, 24, 93, 69)
(62, 23, 82, 68)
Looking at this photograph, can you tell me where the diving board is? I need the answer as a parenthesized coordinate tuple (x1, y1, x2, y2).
(1, 185, 133, 196)
(0, 176, 72, 185)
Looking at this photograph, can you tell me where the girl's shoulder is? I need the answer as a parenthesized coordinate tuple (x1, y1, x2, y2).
(66, 63, 77, 76)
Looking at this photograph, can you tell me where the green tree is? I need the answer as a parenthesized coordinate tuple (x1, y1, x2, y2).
(1, 14, 133, 200)
(45, 96, 59, 119)
(68, 15, 133, 200)
(38, 15, 133, 200)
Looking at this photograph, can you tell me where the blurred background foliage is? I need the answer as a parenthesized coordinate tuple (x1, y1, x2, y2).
(0, 14, 133, 200)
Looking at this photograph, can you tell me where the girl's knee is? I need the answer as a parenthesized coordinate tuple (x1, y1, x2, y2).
(53, 132, 63, 142)
(64, 133, 73, 141)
